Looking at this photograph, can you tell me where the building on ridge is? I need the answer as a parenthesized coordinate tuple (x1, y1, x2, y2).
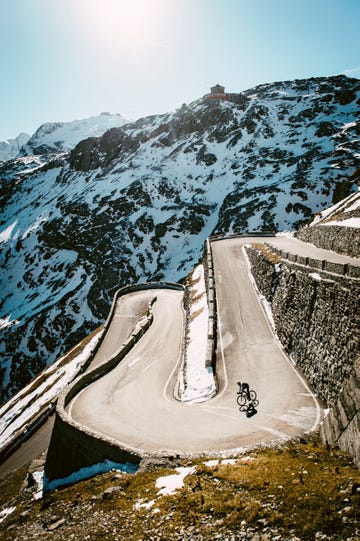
(203, 84, 245, 105)
(203, 84, 228, 102)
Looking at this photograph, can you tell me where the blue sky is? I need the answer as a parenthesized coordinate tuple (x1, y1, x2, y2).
(1, 0, 359, 140)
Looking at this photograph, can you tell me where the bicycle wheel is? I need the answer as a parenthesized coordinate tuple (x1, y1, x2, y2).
(237, 393, 247, 407)
(249, 390, 257, 401)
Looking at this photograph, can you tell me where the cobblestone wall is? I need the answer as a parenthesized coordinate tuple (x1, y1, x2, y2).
(247, 247, 359, 405)
(320, 358, 360, 468)
(296, 225, 359, 258)
(247, 245, 360, 467)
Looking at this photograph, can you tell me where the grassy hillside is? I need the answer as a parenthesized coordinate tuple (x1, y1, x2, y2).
(1, 435, 359, 540)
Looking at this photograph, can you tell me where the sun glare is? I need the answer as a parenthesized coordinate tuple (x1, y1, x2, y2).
(73, 0, 175, 56)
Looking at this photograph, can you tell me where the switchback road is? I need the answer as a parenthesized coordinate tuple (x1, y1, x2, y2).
(67, 237, 326, 456)
(4, 234, 357, 476)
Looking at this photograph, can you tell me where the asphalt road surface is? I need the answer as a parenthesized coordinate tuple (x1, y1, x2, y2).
(87, 289, 158, 371)
(67, 237, 324, 456)
(266, 235, 360, 266)
(0, 290, 156, 479)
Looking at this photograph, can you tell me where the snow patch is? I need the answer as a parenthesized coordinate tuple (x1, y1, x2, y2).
(178, 265, 216, 403)
(134, 498, 156, 510)
(156, 466, 196, 496)
(321, 217, 360, 228)
(21, 215, 48, 239)
(0, 220, 18, 243)
(32, 470, 44, 500)
(309, 272, 322, 282)
(0, 506, 16, 524)
(0, 331, 103, 448)
(0, 316, 20, 330)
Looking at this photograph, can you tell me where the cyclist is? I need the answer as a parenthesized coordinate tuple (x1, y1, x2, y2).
(237, 381, 250, 400)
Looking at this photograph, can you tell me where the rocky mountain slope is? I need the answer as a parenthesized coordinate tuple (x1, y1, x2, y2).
(1, 436, 359, 541)
(18, 112, 128, 156)
(0, 133, 30, 162)
(296, 173, 360, 256)
(0, 74, 360, 403)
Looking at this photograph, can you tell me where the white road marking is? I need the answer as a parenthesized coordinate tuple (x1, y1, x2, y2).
(255, 424, 289, 440)
(200, 404, 240, 422)
(142, 359, 157, 373)
(202, 405, 236, 413)
(128, 356, 142, 367)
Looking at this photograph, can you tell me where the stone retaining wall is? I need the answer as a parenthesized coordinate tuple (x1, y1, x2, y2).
(320, 358, 360, 468)
(246, 245, 360, 467)
(296, 225, 360, 258)
(247, 247, 359, 405)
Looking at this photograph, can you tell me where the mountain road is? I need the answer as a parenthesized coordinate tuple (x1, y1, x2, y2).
(66, 236, 329, 456)
(4, 233, 355, 475)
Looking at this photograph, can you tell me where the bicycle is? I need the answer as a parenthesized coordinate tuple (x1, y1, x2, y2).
(236, 383, 259, 414)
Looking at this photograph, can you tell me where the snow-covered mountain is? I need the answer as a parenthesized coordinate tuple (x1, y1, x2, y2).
(1, 75, 360, 403)
(309, 184, 360, 228)
(18, 112, 128, 156)
(0, 133, 30, 162)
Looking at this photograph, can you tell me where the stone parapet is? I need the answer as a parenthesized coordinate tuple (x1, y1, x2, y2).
(265, 242, 359, 280)
(204, 239, 217, 371)
(44, 282, 184, 484)
(81, 281, 183, 373)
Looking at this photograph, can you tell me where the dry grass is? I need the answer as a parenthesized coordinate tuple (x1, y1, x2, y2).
(1, 437, 359, 540)
(251, 243, 281, 264)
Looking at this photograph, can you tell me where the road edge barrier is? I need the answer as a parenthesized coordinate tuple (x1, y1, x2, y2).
(266, 244, 360, 280)
(0, 402, 56, 465)
(203, 231, 276, 384)
(44, 281, 184, 485)
(204, 239, 218, 377)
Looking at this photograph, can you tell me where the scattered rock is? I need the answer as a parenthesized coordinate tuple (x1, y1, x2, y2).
(101, 486, 123, 500)
(47, 518, 65, 531)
